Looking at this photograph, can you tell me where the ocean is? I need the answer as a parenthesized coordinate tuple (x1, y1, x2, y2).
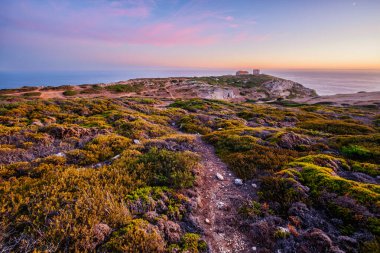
(0, 69, 379, 96)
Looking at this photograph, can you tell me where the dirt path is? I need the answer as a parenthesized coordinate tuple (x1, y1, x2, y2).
(190, 136, 255, 253)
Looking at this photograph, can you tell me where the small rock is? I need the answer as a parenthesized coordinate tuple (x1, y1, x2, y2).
(234, 178, 243, 186)
(277, 226, 290, 233)
(31, 120, 44, 127)
(94, 163, 102, 169)
(55, 152, 65, 157)
(110, 154, 120, 160)
(133, 139, 141, 144)
(252, 183, 257, 188)
(205, 218, 211, 224)
(252, 246, 257, 251)
(216, 173, 224, 181)
(91, 223, 112, 250)
(217, 128, 223, 130)
(216, 202, 225, 209)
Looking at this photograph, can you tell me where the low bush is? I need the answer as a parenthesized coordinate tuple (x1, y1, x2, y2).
(131, 148, 198, 188)
(106, 83, 144, 93)
(100, 219, 165, 253)
(179, 115, 212, 134)
(22, 92, 41, 97)
(298, 119, 375, 135)
(259, 176, 308, 213)
(341, 144, 372, 160)
(66, 134, 131, 165)
(204, 129, 298, 179)
(63, 90, 78, 96)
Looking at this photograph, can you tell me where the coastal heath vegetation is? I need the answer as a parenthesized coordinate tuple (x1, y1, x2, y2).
(0, 94, 379, 252)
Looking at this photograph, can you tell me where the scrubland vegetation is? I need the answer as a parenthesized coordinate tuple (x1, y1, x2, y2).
(0, 95, 379, 252)
(0, 97, 204, 252)
(170, 98, 380, 252)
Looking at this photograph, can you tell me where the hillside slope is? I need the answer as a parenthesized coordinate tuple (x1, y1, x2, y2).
(1, 74, 317, 101)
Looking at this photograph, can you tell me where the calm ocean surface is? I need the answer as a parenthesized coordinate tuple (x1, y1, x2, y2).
(1, 69, 379, 96)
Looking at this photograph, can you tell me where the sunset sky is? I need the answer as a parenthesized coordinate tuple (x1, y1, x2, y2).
(1, 0, 379, 71)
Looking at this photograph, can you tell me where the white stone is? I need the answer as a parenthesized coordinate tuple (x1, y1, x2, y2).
(111, 154, 120, 160)
(133, 139, 141, 144)
(252, 246, 257, 251)
(216, 173, 224, 181)
(55, 152, 65, 157)
(252, 183, 257, 188)
(234, 178, 243, 186)
(94, 163, 102, 169)
(216, 202, 225, 209)
(277, 226, 290, 233)
(205, 218, 211, 224)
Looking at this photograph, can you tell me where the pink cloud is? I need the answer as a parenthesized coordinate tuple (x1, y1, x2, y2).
(131, 22, 218, 46)
(225, 16, 234, 21)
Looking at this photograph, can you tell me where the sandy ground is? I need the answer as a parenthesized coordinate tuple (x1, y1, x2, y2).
(293, 91, 380, 106)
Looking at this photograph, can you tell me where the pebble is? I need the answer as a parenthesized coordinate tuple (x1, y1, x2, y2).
(55, 152, 65, 157)
(216, 201, 225, 209)
(94, 163, 102, 169)
(216, 173, 224, 181)
(252, 183, 257, 188)
(133, 139, 141, 144)
(205, 218, 211, 224)
(234, 178, 243, 186)
(110, 154, 120, 160)
(252, 246, 257, 251)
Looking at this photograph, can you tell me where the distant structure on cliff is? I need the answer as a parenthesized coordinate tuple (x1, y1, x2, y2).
(236, 69, 260, 76)
(236, 70, 249, 76)
(252, 69, 260, 75)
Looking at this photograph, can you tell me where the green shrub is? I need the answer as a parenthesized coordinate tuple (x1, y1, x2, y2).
(298, 119, 375, 135)
(181, 233, 207, 253)
(342, 145, 372, 159)
(132, 148, 198, 188)
(66, 134, 131, 165)
(204, 129, 298, 179)
(106, 83, 144, 93)
(100, 219, 165, 253)
(259, 177, 307, 213)
(350, 162, 380, 177)
(179, 115, 212, 134)
(63, 90, 78, 96)
(22, 92, 41, 97)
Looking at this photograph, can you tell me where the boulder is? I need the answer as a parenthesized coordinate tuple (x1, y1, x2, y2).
(297, 228, 344, 253)
(90, 223, 112, 250)
(277, 131, 313, 149)
(157, 219, 182, 243)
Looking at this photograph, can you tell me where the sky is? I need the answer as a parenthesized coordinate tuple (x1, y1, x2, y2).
(0, 0, 380, 71)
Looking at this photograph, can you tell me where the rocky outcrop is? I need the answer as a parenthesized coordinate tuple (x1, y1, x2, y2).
(263, 79, 317, 98)
(278, 132, 314, 149)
